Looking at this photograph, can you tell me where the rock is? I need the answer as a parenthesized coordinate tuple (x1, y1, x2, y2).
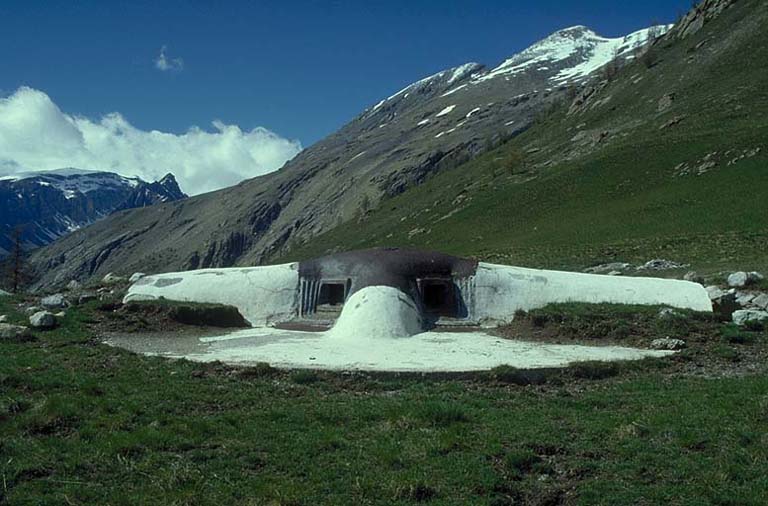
(651, 338, 686, 350)
(683, 271, 704, 284)
(40, 293, 69, 309)
(24, 306, 41, 315)
(727, 272, 748, 288)
(0, 315, 7, 323)
(78, 293, 97, 305)
(638, 259, 687, 271)
(736, 292, 756, 306)
(0, 323, 32, 341)
(658, 93, 675, 112)
(102, 273, 126, 285)
(713, 292, 739, 319)
(705, 285, 725, 301)
(732, 309, 768, 326)
(658, 308, 681, 319)
(728, 271, 763, 288)
(129, 272, 147, 283)
(584, 262, 632, 274)
(0, 289, 11, 297)
(66, 280, 82, 291)
(55, 311, 66, 318)
(29, 311, 57, 329)
(751, 294, 768, 310)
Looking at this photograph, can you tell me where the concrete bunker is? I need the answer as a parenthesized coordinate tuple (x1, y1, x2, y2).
(125, 247, 713, 333)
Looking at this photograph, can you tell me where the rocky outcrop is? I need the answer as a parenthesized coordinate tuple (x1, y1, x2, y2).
(674, 0, 737, 39)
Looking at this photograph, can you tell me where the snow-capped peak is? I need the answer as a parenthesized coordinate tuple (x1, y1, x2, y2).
(477, 24, 672, 83)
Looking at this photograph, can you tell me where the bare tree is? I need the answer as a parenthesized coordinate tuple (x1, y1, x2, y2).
(6, 226, 30, 293)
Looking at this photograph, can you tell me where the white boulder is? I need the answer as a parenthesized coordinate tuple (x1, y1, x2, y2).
(732, 309, 768, 326)
(728, 272, 748, 288)
(29, 311, 57, 329)
(705, 285, 725, 301)
(751, 294, 768, 310)
(0, 323, 31, 340)
(650, 338, 686, 350)
(41, 293, 69, 309)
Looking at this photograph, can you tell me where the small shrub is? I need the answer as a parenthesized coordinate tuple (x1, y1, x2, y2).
(570, 361, 620, 380)
(239, 362, 278, 379)
(721, 324, 756, 345)
(417, 401, 469, 428)
(291, 370, 320, 385)
(395, 482, 437, 502)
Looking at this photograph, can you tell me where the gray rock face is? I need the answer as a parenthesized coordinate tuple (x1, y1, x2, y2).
(24, 306, 41, 315)
(650, 338, 686, 350)
(66, 280, 82, 291)
(732, 309, 768, 326)
(129, 272, 147, 283)
(40, 293, 69, 309)
(0, 323, 32, 340)
(29, 311, 57, 329)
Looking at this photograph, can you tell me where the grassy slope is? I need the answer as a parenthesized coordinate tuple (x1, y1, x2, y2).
(280, 0, 768, 274)
(2, 298, 768, 505)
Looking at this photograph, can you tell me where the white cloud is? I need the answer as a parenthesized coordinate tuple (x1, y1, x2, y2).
(0, 87, 302, 195)
(155, 45, 184, 72)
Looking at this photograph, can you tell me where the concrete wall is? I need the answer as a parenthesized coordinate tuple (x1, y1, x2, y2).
(123, 263, 299, 325)
(472, 263, 712, 325)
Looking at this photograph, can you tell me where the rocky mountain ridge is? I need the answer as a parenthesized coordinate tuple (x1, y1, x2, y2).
(1, 169, 187, 256)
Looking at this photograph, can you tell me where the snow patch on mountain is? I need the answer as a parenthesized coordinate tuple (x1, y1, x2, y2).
(436, 105, 457, 117)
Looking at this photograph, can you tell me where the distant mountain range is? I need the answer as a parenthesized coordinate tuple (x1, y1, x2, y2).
(0, 169, 187, 256)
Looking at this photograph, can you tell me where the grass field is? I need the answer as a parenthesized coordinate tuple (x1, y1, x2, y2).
(2, 296, 768, 505)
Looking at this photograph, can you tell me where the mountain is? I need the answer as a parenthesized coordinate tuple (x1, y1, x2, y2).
(0, 169, 187, 256)
(27, 8, 729, 289)
(281, 0, 767, 274)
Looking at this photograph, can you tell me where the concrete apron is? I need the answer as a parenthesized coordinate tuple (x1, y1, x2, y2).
(108, 286, 673, 372)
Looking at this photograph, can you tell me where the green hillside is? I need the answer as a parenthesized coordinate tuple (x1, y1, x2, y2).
(280, 0, 768, 274)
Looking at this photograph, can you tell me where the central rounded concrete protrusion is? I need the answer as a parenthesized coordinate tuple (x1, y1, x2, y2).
(328, 286, 423, 339)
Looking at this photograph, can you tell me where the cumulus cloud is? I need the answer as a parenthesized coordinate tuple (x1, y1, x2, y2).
(0, 87, 302, 195)
(155, 45, 184, 72)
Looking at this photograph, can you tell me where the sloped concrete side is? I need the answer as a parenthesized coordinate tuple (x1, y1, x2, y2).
(473, 263, 712, 325)
(124, 263, 299, 326)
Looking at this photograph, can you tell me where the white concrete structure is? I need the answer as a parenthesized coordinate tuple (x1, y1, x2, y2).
(120, 250, 711, 371)
(125, 263, 299, 325)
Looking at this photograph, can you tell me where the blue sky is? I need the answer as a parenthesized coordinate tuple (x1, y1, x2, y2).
(1, 0, 692, 146)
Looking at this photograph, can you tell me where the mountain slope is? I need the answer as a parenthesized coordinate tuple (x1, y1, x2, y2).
(279, 0, 768, 274)
(28, 22, 670, 288)
(0, 169, 187, 256)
